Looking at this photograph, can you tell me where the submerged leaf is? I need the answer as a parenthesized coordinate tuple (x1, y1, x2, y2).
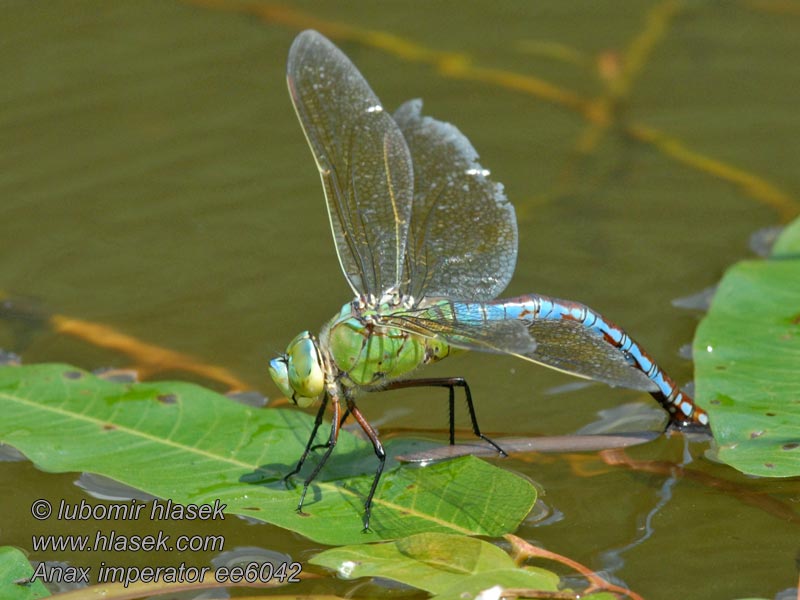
(311, 532, 559, 596)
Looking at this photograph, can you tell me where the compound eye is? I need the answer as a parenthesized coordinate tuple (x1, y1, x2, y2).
(268, 356, 294, 401)
(286, 333, 324, 401)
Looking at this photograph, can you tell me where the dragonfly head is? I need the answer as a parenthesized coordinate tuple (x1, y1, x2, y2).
(268, 331, 324, 408)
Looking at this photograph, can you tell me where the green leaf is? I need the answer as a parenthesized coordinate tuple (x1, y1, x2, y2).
(694, 218, 800, 477)
(0, 364, 535, 545)
(773, 217, 800, 256)
(0, 547, 50, 600)
(311, 533, 559, 596)
(431, 568, 561, 600)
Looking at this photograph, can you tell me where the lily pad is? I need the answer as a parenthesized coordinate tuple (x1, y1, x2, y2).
(311, 532, 559, 598)
(694, 217, 800, 477)
(773, 217, 800, 256)
(0, 364, 535, 545)
(0, 547, 49, 600)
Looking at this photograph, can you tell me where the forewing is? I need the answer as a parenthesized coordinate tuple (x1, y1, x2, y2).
(393, 99, 518, 302)
(287, 31, 414, 297)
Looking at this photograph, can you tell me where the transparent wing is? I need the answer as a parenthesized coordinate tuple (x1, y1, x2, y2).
(287, 30, 414, 297)
(383, 299, 658, 392)
(393, 100, 518, 302)
(522, 320, 658, 391)
(381, 300, 538, 355)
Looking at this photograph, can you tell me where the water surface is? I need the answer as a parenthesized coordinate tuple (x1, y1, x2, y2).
(1, 2, 798, 598)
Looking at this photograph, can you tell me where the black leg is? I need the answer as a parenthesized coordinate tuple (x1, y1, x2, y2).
(296, 391, 341, 515)
(309, 407, 351, 452)
(284, 392, 330, 482)
(384, 377, 506, 456)
(345, 397, 385, 531)
(448, 385, 455, 445)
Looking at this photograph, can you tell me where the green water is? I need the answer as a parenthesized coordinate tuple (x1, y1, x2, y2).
(1, 1, 799, 598)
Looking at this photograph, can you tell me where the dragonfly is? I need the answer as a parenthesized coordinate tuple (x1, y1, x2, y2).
(269, 30, 710, 530)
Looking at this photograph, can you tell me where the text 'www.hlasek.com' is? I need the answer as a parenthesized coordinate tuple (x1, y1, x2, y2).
(28, 498, 302, 588)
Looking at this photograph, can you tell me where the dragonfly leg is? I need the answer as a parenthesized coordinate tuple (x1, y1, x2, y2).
(295, 393, 341, 515)
(384, 378, 507, 457)
(283, 392, 330, 483)
(345, 397, 385, 532)
(309, 407, 351, 453)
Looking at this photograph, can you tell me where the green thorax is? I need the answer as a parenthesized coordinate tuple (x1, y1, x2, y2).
(322, 299, 452, 388)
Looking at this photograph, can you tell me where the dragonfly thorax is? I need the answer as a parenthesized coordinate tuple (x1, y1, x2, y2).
(268, 331, 325, 408)
(324, 298, 451, 390)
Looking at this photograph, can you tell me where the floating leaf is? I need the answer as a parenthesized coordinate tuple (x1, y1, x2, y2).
(694, 217, 800, 477)
(773, 218, 800, 256)
(0, 364, 535, 545)
(0, 547, 49, 600)
(311, 532, 559, 597)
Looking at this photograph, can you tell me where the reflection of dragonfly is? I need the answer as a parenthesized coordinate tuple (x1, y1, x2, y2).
(270, 30, 709, 529)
